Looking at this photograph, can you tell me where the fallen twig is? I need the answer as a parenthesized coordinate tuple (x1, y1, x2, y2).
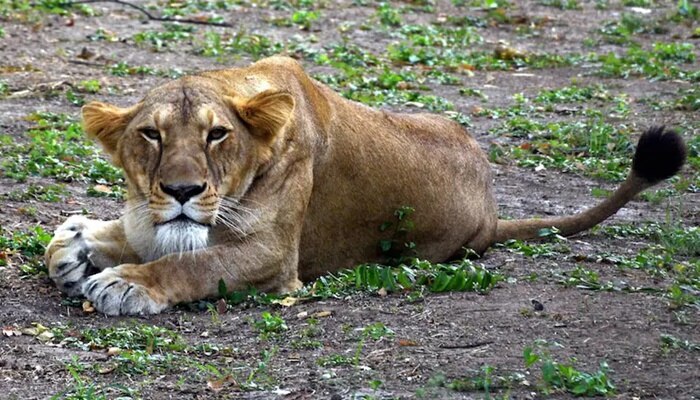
(33, 0, 235, 27)
(438, 340, 494, 349)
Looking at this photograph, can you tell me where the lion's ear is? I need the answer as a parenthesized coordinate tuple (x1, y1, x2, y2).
(82, 101, 138, 160)
(231, 90, 295, 140)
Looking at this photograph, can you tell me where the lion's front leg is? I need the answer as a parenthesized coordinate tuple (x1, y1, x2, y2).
(83, 240, 301, 316)
(45, 215, 139, 296)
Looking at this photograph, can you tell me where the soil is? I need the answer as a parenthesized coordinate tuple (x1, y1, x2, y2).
(0, 1, 698, 399)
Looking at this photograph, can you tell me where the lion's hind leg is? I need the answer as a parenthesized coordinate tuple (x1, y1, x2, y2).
(45, 215, 138, 297)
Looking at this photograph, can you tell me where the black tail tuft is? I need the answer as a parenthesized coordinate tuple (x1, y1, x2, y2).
(632, 126, 686, 183)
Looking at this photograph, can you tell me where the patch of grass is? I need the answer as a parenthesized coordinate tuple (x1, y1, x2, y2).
(459, 87, 488, 101)
(315, 68, 455, 112)
(557, 266, 619, 291)
(376, 2, 402, 26)
(673, 0, 699, 20)
(598, 13, 666, 45)
(60, 324, 187, 352)
(53, 358, 108, 400)
(108, 61, 156, 77)
(5, 183, 68, 202)
(657, 226, 700, 257)
(291, 318, 323, 349)
(622, 0, 653, 6)
(198, 30, 283, 59)
(0, 226, 51, 275)
(524, 341, 615, 396)
(498, 238, 570, 258)
(448, 365, 523, 395)
(77, 79, 101, 94)
(317, 353, 353, 367)
(0, 112, 123, 184)
(490, 119, 634, 181)
(534, 84, 611, 105)
(363, 322, 394, 340)
(672, 87, 700, 111)
(310, 258, 501, 298)
(253, 311, 288, 340)
(660, 334, 700, 352)
(133, 23, 195, 51)
(597, 42, 699, 81)
(538, 0, 580, 9)
(0, 0, 94, 21)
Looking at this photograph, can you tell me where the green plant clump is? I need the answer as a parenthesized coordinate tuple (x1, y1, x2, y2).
(524, 342, 616, 396)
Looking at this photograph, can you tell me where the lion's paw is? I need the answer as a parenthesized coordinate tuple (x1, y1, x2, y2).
(83, 269, 168, 316)
(45, 216, 100, 296)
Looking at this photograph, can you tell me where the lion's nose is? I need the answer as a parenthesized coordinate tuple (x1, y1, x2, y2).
(160, 182, 207, 204)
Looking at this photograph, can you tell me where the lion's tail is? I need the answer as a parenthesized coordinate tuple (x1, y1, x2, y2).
(493, 126, 687, 244)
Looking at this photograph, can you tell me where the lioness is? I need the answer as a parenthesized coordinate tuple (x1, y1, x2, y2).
(45, 56, 686, 315)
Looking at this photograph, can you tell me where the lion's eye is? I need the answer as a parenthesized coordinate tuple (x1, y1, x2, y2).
(207, 126, 229, 142)
(139, 127, 161, 141)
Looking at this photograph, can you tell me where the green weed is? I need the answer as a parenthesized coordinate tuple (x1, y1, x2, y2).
(5, 183, 68, 202)
(108, 62, 156, 77)
(133, 23, 195, 51)
(198, 30, 283, 59)
(490, 119, 634, 181)
(499, 238, 570, 258)
(524, 341, 615, 396)
(253, 311, 288, 339)
(0, 226, 51, 275)
(317, 353, 352, 367)
(77, 79, 101, 94)
(310, 258, 501, 298)
(63, 324, 187, 352)
(52, 358, 107, 400)
(0, 112, 123, 184)
(363, 322, 394, 340)
(291, 10, 320, 30)
(660, 334, 700, 352)
(539, 0, 580, 9)
(598, 13, 666, 45)
(376, 2, 402, 26)
(534, 84, 611, 105)
(597, 42, 699, 81)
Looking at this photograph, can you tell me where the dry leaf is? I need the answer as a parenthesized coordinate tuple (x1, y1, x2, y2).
(107, 347, 121, 356)
(98, 365, 116, 374)
(296, 311, 309, 320)
(272, 297, 301, 307)
(311, 310, 332, 318)
(207, 375, 236, 392)
(36, 331, 54, 342)
(398, 339, 418, 347)
(92, 184, 111, 194)
(22, 323, 49, 337)
(2, 327, 21, 337)
(216, 298, 227, 315)
(82, 300, 95, 313)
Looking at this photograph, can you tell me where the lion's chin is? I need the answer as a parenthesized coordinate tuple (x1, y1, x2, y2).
(153, 219, 210, 257)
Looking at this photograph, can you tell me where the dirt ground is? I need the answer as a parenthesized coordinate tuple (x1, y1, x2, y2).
(1, 0, 699, 399)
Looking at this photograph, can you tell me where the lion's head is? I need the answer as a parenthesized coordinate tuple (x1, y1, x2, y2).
(82, 74, 295, 260)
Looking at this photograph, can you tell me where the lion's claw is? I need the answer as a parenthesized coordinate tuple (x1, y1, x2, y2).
(83, 269, 167, 316)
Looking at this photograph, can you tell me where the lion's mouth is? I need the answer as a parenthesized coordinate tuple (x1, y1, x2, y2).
(158, 214, 211, 227)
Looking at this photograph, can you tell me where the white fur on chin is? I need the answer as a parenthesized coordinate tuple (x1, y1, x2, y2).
(153, 220, 209, 258)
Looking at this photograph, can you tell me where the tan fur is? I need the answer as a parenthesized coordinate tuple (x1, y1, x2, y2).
(45, 56, 672, 315)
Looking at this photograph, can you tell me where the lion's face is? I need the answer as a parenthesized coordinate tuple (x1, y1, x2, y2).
(81, 75, 294, 259)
